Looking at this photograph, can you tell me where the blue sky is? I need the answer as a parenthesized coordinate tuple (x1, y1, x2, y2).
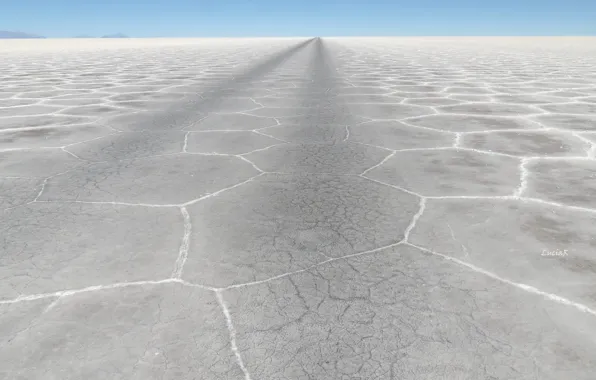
(2, 0, 596, 37)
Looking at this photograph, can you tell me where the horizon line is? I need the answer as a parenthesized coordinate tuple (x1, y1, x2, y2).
(10, 35, 596, 39)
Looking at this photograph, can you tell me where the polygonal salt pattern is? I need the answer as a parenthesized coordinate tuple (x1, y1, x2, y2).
(0, 149, 84, 178)
(184, 113, 279, 131)
(223, 244, 596, 380)
(38, 154, 260, 205)
(443, 86, 495, 95)
(1, 203, 183, 298)
(549, 90, 594, 98)
(0, 125, 116, 150)
(402, 97, 464, 106)
(532, 114, 596, 131)
(448, 94, 494, 102)
(460, 130, 589, 157)
(183, 174, 419, 287)
(250, 96, 315, 108)
(2, 36, 596, 379)
(0, 99, 40, 107)
(437, 102, 541, 116)
(538, 102, 596, 115)
(335, 93, 405, 103)
(66, 131, 187, 161)
(347, 103, 434, 119)
(259, 123, 347, 143)
(245, 107, 319, 118)
(347, 120, 455, 150)
(269, 111, 368, 126)
(404, 114, 539, 132)
(0, 105, 63, 118)
(391, 85, 445, 93)
(408, 198, 596, 308)
(523, 159, 596, 209)
(185, 131, 280, 155)
(366, 149, 521, 196)
(201, 97, 263, 113)
(334, 86, 391, 95)
(0, 177, 41, 209)
(492, 94, 573, 105)
(0, 284, 244, 380)
(0, 115, 94, 130)
(107, 91, 188, 103)
(243, 142, 389, 174)
(56, 104, 132, 118)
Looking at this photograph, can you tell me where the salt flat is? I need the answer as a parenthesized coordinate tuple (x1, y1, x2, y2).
(1, 37, 596, 379)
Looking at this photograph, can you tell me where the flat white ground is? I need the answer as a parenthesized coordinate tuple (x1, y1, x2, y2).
(1, 37, 596, 379)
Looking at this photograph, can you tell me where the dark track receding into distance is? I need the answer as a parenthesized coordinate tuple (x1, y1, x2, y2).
(121, 38, 317, 131)
(88, 38, 316, 160)
(291, 38, 361, 128)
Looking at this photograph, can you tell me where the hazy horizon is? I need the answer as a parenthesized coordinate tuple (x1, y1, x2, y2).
(6, 35, 596, 38)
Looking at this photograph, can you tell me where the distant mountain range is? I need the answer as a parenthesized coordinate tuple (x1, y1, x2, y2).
(0, 31, 45, 39)
(0, 30, 131, 39)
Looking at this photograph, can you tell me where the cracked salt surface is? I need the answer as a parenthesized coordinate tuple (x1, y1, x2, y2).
(2, 36, 596, 379)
